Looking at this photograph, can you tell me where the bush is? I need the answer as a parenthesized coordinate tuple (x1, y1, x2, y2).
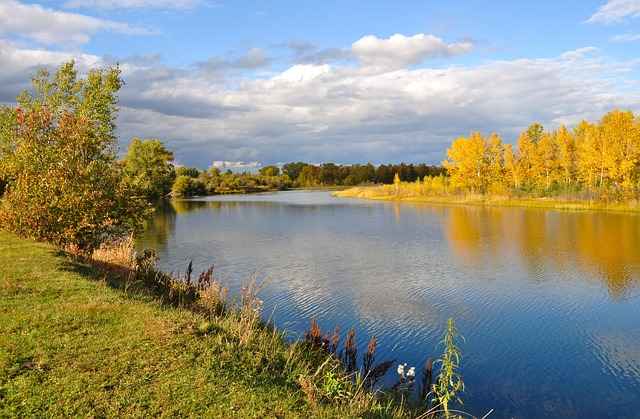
(0, 62, 149, 252)
(172, 175, 206, 197)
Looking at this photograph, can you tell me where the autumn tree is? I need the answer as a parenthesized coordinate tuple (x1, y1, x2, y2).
(555, 125, 576, 188)
(443, 132, 489, 193)
(536, 131, 559, 190)
(0, 62, 148, 252)
(503, 143, 521, 190)
(486, 133, 506, 193)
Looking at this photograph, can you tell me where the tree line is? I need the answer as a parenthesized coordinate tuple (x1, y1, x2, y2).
(443, 111, 640, 200)
(170, 162, 443, 198)
(121, 142, 445, 199)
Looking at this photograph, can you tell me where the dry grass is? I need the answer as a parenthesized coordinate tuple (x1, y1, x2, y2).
(335, 183, 640, 213)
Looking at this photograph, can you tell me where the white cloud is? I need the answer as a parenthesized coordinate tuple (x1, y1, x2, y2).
(211, 161, 261, 170)
(0, 40, 103, 101)
(587, 0, 640, 24)
(0, 38, 638, 166)
(352, 33, 473, 69)
(611, 33, 640, 42)
(63, 0, 201, 9)
(110, 47, 639, 166)
(0, 0, 154, 45)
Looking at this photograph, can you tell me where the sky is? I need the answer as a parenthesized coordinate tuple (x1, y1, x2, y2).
(1, 0, 640, 168)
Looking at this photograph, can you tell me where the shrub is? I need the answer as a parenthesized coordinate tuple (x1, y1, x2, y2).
(171, 175, 206, 197)
(0, 62, 148, 252)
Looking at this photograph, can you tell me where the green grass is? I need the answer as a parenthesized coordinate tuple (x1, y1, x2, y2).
(0, 232, 374, 418)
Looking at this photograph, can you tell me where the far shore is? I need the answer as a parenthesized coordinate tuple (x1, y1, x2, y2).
(334, 186, 640, 213)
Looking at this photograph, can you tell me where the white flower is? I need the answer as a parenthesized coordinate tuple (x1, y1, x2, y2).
(397, 364, 405, 376)
(407, 367, 415, 378)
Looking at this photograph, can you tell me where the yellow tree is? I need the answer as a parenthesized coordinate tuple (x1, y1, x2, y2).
(555, 125, 576, 188)
(486, 133, 506, 193)
(537, 131, 559, 190)
(443, 132, 488, 193)
(503, 143, 522, 190)
(599, 110, 640, 192)
(516, 123, 545, 190)
(575, 120, 600, 190)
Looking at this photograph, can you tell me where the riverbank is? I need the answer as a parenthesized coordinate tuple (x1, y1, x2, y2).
(334, 185, 640, 213)
(0, 232, 394, 417)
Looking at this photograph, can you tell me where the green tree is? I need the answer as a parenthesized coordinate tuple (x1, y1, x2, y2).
(176, 166, 201, 178)
(122, 138, 175, 201)
(259, 165, 280, 177)
(282, 162, 308, 182)
(0, 61, 148, 252)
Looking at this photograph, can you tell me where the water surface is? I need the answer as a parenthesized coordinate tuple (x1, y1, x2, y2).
(138, 190, 640, 418)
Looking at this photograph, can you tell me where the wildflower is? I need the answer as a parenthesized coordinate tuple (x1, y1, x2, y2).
(397, 363, 407, 377)
(407, 366, 415, 378)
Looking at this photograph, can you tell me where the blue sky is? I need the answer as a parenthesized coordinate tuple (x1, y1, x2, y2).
(1, 0, 640, 167)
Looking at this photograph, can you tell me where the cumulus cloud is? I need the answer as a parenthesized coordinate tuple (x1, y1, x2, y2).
(0, 36, 638, 167)
(63, 0, 200, 9)
(0, 0, 154, 45)
(587, 0, 640, 24)
(351, 33, 473, 69)
(0, 40, 103, 102)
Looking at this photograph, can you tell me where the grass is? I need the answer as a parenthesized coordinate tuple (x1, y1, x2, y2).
(0, 231, 398, 418)
(334, 185, 640, 213)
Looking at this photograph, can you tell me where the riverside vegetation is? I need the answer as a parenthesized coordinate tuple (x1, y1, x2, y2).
(337, 112, 640, 211)
(0, 61, 476, 417)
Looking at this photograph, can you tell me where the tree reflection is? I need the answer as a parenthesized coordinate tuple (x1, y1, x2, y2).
(442, 206, 640, 298)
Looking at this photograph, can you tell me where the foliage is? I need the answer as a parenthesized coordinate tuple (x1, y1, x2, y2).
(443, 110, 640, 200)
(122, 138, 175, 200)
(0, 62, 148, 252)
(175, 166, 201, 178)
(286, 162, 443, 187)
(259, 165, 280, 176)
(171, 175, 206, 198)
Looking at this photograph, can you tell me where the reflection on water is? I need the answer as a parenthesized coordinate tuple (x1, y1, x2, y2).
(138, 191, 640, 419)
(441, 205, 640, 299)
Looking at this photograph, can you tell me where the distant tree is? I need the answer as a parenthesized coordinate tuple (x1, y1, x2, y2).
(172, 175, 205, 198)
(282, 162, 308, 182)
(176, 166, 201, 178)
(122, 138, 175, 200)
(259, 165, 280, 177)
(0, 61, 148, 252)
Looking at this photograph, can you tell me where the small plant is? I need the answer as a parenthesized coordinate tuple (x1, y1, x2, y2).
(432, 318, 464, 417)
(321, 370, 351, 401)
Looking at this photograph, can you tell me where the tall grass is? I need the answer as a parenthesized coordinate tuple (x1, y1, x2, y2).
(90, 240, 479, 417)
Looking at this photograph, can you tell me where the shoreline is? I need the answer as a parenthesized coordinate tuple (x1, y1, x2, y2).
(334, 187, 640, 214)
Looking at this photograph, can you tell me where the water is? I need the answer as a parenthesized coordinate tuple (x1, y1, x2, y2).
(137, 190, 640, 418)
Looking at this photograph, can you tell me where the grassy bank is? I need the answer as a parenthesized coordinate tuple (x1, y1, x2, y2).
(0, 232, 395, 417)
(334, 185, 640, 213)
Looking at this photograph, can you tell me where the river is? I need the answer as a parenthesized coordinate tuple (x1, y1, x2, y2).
(137, 190, 640, 418)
